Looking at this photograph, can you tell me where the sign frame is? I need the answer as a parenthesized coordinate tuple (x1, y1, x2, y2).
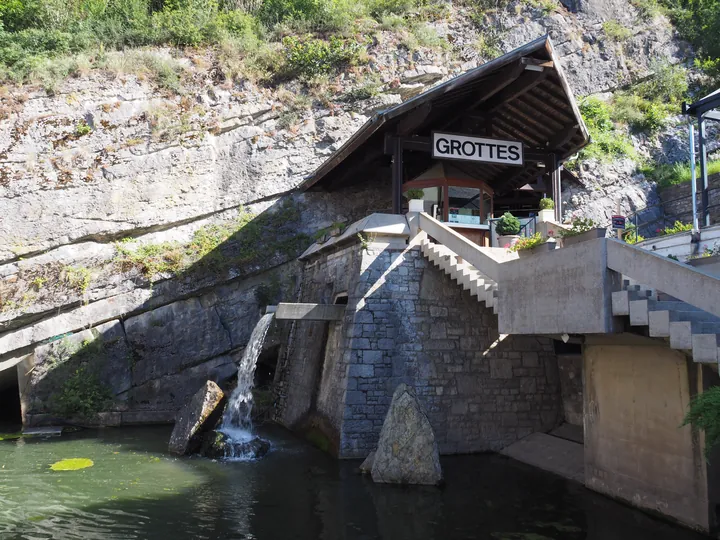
(612, 215, 626, 230)
(431, 131, 524, 167)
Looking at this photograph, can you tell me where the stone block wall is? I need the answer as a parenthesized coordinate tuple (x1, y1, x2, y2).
(659, 172, 720, 225)
(277, 238, 564, 459)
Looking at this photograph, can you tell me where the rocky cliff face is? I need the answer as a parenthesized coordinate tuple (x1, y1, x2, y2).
(0, 0, 695, 422)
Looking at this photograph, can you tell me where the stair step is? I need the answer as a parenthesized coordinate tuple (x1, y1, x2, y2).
(692, 334, 720, 363)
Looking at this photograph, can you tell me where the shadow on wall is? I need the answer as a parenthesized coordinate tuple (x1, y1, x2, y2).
(16, 179, 392, 427)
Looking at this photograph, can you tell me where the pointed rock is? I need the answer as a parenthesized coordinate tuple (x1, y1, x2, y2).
(168, 381, 226, 455)
(371, 384, 442, 485)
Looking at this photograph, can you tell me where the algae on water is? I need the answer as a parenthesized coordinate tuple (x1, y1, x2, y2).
(50, 458, 94, 471)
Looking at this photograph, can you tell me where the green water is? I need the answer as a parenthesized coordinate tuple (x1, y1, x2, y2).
(0, 425, 709, 539)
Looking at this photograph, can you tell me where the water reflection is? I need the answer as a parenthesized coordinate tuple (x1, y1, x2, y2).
(0, 425, 708, 540)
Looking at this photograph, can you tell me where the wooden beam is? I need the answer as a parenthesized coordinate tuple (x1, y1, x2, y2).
(396, 102, 432, 136)
(546, 123, 579, 151)
(481, 70, 549, 115)
(437, 62, 526, 131)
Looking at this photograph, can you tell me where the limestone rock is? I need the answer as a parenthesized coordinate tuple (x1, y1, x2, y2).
(371, 384, 442, 485)
(359, 451, 375, 475)
(200, 431, 270, 459)
(168, 381, 226, 455)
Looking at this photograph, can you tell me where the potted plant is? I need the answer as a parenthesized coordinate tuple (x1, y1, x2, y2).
(559, 217, 606, 247)
(404, 188, 425, 213)
(509, 232, 556, 258)
(496, 212, 522, 247)
(537, 198, 555, 223)
(687, 243, 720, 277)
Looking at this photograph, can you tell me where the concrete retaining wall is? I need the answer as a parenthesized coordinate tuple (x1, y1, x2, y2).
(498, 238, 616, 335)
(584, 339, 712, 531)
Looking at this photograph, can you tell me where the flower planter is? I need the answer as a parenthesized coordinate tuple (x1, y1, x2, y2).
(408, 199, 424, 213)
(537, 209, 555, 223)
(562, 227, 607, 247)
(687, 254, 720, 278)
(498, 234, 520, 248)
(517, 241, 557, 258)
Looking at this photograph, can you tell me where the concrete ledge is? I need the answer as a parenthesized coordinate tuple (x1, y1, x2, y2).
(500, 432, 585, 483)
(274, 303, 346, 321)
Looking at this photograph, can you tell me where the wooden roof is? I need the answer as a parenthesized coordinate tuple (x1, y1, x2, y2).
(300, 36, 589, 196)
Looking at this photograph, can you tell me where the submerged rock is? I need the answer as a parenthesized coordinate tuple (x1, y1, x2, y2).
(371, 384, 442, 486)
(200, 430, 270, 460)
(359, 451, 375, 475)
(168, 381, 226, 455)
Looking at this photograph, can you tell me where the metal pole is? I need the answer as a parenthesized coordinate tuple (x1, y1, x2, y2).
(698, 115, 710, 227)
(689, 122, 699, 231)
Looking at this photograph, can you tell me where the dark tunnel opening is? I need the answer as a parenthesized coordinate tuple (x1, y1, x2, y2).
(0, 369, 22, 428)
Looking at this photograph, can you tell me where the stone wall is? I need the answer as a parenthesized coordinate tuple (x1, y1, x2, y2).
(2, 177, 390, 427)
(659, 172, 720, 226)
(557, 353, 583, 426)
(276, 237, 564, 458)
(15, 262, 298, 426)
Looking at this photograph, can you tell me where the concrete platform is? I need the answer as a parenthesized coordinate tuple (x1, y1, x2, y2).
(550, 422, 584, 444)
(500, 432, 584, 483)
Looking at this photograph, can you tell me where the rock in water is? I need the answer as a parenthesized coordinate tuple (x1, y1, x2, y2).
(359, 451, 375, 475)
(168, 381, 225, 455)
(200, 431, 270, 460)
(371, 384, 442, 485)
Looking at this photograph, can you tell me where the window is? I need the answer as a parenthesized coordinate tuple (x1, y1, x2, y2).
(448, 186, 481, 225)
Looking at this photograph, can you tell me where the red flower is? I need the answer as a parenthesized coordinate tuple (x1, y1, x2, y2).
(548, 230, 554, 236)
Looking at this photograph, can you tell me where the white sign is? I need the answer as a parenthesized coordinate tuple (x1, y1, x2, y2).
(432, 132, 523, 166)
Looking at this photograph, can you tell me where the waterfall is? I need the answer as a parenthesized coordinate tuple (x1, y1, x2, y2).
(221, 313, 274, 443)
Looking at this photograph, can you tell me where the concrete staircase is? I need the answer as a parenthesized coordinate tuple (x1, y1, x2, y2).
(612, 283, 720, 364)
(420, 238, 499, 313)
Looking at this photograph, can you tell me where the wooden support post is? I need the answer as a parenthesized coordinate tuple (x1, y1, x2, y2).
(392, 136, 403, 214)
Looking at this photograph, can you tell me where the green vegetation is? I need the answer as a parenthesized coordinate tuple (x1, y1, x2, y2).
(603, 20, 632, 42)
(611, 61, 687, 133)
(404, 188, 424, 199)
(115, 199, 311, 279)
(688, 243, 720, 259)
(641, 158, 720, 188)
(280, 35, 362, 79)
(255, 275, 281, 306)
(538, 197, 554, 210)
(658, 220, 692, 236)
(509, 232, 547, 252)
(495, 212, 521, 236)
(559, 217, 598, 238)
(623, 223, 645, 244)
(50, 458, 94, 471)
(0, 0, 447, 86)
(74, 120, 92, 136)
(576, 97, 637, 163)
(682, 386, 720, 457)
(51, 336, 112, 420)
(660, 0, 720, 88)
(64, 266, 92, 294)
(53, 367, 110, 419)
(0, 432, 23, 441)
